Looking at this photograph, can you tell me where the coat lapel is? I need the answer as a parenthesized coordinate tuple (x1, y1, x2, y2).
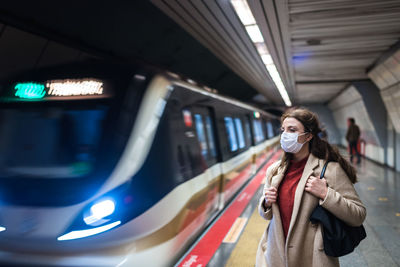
(286, 154, 320, 242)
(268, 164, 288, 259)
(270, 164, 287, 188)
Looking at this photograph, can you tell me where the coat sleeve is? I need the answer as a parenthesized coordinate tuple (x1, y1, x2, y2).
(319, 163, 366, 226)
(258, 161, 280, 220)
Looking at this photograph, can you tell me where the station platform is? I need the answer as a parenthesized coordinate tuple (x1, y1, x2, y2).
(175, 151, 400, 267)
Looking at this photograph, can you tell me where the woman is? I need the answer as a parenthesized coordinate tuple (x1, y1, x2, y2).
(256, 108, 366, 267)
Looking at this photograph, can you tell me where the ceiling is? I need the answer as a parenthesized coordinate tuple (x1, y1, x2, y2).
(0, 1, 260, 102)
(151, 0, 400, 105)
(0, 1, 400, 107)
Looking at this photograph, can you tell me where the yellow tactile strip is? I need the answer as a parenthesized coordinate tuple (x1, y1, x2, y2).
(225, 205, 270, 267)
(223, 217, 248, 243)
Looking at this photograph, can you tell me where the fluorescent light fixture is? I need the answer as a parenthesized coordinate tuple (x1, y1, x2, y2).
(261, 54, 273, 65)
(245, 25, 264, 43)
(231, 0, 292, 106)
(266, 64, 292, 106)
(203, 86, 212, 92)
(0, 226, 5, 232)
(255, 42, 269, 55)
(167, 72, 180, 79)
(266, 64, 280, 81)
(134, 74, 146, 81)
(57, 221, 121, 241)
(84, 199, 116, 225)
(231, 0, 256, 25)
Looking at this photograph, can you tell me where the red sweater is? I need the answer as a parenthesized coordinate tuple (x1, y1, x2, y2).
(278, 156, 309, 240)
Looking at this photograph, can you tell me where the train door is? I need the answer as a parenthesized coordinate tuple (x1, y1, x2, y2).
(252, 116, 267, 170)
(243, 115, 258, 174)
(191, 106, 221, 213)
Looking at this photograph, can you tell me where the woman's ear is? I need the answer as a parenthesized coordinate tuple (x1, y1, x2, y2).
(307, 133, 313, 142)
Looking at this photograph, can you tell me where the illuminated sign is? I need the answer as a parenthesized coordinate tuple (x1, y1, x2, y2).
(47, 80, 103, 96)
(14, 83, 46, 99)
(9, 79, 105, 101)
(183, 109, 193, 127)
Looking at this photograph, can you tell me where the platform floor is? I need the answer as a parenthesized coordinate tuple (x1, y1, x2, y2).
(177, 152, 400, 267)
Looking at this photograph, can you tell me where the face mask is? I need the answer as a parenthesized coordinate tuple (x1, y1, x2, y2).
(280, 132, 307, 153)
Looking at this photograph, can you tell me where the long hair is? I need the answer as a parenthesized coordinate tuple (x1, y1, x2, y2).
(277, 108, 357, 183)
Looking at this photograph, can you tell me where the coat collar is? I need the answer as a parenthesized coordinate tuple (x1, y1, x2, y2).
(269, 153, 320, 188)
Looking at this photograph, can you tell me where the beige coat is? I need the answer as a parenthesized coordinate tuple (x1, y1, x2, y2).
(256, 154, 366, 267)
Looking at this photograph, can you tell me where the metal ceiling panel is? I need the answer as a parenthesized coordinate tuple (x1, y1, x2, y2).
(151, 0, 285, 104)
(296, 82, 346, 104)
(289, 0, 400, 104)
(152, 0, 400, 106)
(249, 0, 295, 96)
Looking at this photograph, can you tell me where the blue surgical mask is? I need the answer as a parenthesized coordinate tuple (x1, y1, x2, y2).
(280, 132, 307, 153)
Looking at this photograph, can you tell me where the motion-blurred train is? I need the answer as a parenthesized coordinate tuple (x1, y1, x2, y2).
(0, 61, 280, 267)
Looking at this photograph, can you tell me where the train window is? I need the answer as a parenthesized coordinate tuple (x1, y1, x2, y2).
(253, 119, 265, 143)
(266, 121, 274, 139)
(234, 118, 245, 149)
(0, 107, 107, 178)
(224, 117, 238, 152)
(244, 117, 252, 146)
(205, 116, 217, 157)
(194, 114, 208, 157)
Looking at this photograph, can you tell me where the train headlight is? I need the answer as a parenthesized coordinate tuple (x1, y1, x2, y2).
(83, 199, 116, 226)
(57, 183, 138, 241)
(58, 197, 121, 241)
(57, 221, 121, 241)
(0, 226, 5, 232)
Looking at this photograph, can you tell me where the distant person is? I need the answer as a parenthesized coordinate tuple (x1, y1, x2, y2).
(256, 108, 366, 267)
(346, 118, 361, 164)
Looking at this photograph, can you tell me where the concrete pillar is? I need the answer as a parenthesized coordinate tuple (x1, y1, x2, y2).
(353, 81, 388, 164)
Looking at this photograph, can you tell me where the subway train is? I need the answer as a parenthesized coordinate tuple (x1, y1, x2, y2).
(0, 61, 280, 267)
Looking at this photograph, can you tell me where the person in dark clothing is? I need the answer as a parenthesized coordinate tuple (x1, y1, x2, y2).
(346, 118, 361, 164)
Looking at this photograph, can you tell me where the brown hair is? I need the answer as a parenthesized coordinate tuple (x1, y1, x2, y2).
(277, 108, 357, 183)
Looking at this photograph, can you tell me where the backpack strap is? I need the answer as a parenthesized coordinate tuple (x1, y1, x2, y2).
(320, 161, 329, 179)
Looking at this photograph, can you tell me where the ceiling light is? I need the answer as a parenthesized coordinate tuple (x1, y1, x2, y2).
(255, 42, 269, 55)
(261, 54, 273, 65)
(266, 64, 292, 106)
(245, 25, 264, 43)
(231, 0, 292, 106)
(231, 0, 256, 25)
